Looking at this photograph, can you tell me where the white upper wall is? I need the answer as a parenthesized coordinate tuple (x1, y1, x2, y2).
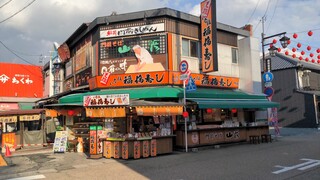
(209, 43, 239, 78)
(172, 34, 262, 95)
(238, 36, 262, 94)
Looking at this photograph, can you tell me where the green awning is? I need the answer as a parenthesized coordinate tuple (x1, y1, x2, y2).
(192, 99, 279, 109)
(58, 87, 278, 109)
(18, 102, 35, 110)
(185, 88, 266, 99)
(59, 86, 183, 105)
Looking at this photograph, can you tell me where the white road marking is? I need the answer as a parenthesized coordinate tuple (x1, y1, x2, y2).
(273, 158, 320, 174)
(7, 174, 45, 180)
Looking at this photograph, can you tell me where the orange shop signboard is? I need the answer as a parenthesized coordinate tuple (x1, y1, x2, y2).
(88, 71, 239, 89)
(0, 63, 43, 98)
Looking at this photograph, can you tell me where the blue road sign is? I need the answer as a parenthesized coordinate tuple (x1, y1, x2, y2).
(186, 77, 197, 92)
(264, 87, 274, 97)
(263, 72, 274, 82)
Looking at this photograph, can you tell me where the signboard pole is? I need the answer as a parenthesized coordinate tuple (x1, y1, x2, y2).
(183, 80, 188, 152)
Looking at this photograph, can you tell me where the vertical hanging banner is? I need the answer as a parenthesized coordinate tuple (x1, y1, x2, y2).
(201, 0, 218, 72)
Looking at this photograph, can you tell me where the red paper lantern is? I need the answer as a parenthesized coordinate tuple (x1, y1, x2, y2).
(272, 39, 277, 44)
(287, 40, 291, 44)
(297, 43, 301, 48)
(317, 55, 320, 59)
(206, 108, 213, 114)
(231, 108, 237, 113)
(293, 33, 298, 39)
(312, 59, 315, 63)
(182, 111, 189, 118)
(299, 56, 303, 60)
(67, 110, 75, 116)
(308, 30, 313, 36)
(307, 46, 311, 51)
(269, 43, 273, 48)
(310, 53, 314, 57)
(318, 60, 320, 64)
(301, 51, 305, 55)
(277, 48, 281, 52)
(292, 54, 296, 58)
(285, 51, 289, 55)
(305, 57, 309, 62)
(292, 48, 296, 52)
(317, 48, 320, 53)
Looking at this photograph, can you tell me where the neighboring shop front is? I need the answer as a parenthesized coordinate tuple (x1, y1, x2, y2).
(0, 109, 58, 152)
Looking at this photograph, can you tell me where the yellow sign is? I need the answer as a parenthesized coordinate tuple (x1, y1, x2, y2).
(135, 106, 183, 116)
(0, 116, 17, 123)
(85, 107, 126, 118)
(19, 114, 40, 121)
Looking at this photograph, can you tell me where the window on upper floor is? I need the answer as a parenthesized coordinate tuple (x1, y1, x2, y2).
(232, 48, 238, 64)
(182, 38, 200, 58)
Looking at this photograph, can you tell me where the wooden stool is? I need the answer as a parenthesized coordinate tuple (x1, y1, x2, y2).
(249, 135, 260, 144)
(261, 134, 272, 143)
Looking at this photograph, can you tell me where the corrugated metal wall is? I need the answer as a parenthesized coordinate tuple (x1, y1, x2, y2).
(272, 68, 317, 128)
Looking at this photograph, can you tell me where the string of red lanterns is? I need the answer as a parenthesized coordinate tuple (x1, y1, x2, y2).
(272, 30, 320, 64)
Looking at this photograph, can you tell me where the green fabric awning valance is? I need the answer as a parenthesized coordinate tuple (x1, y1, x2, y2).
(57, 87, 278, 109)
(58, 86, 183, 105)
(192, 99, 279, 109)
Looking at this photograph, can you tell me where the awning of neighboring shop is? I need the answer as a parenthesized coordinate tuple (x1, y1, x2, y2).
(18, 102, 35, 110)
(0, 109, 45, 116)
(190, 99, 279, 109)
(85, 107, 126, 118)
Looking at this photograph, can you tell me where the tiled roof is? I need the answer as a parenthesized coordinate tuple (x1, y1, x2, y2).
(261, 52, 320, 72)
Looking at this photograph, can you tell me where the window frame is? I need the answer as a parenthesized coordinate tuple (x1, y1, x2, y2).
(182, 38, 200, 58)
(231, 47, 239, 64)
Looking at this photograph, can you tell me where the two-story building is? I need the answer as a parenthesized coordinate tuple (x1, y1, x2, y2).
(43, 7, 278, 158)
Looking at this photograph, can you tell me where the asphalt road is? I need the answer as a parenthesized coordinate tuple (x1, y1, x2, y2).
(0, 128, 319, 180)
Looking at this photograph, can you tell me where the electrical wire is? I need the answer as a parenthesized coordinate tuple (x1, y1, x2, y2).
(0, 0, 36, 24)
(262, 0, 271, 18)
(246, 0, 261, 24)
(287, 28, 320, 35)
(0, 40, 44, 78)
(0, 0, 13, 9)
(253, 19, 262, 34)
(0, 40, 37, 66)
(265, 0, 279, 34)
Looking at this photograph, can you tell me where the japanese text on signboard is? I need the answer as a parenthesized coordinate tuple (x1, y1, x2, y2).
(83, 94, 130, 107)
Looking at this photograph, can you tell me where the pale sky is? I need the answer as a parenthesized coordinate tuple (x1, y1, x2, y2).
(0, 0, 319, 65)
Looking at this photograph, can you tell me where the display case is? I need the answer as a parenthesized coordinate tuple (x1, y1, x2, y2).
(175, 108, 269, 148)
(102, 115, 175, 159)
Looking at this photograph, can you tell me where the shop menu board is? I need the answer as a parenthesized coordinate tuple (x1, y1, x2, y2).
(53, 131, 68, 153)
